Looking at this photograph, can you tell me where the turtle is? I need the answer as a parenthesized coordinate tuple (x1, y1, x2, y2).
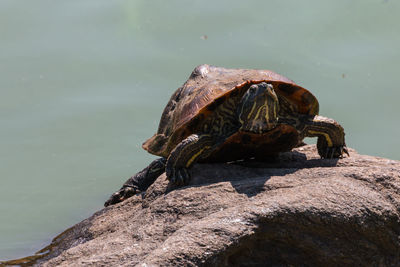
(104, 64, 348, 206)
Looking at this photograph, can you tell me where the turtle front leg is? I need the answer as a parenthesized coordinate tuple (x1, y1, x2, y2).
(166, 134, 216, 185)
(104, 157, 166, 206)
(302, 115, 349, 159)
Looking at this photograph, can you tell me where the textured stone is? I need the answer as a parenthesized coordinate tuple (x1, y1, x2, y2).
(4, 145, 400, 266)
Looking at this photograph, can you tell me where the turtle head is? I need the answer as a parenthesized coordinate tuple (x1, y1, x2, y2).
(237, 82, 279, 133)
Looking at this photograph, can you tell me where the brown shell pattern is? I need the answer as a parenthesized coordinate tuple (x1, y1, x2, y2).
(143, 64, 319, 157)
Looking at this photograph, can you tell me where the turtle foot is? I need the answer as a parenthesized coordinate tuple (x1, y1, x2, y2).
(319, 145, 349, 159)
(104, 158, 166, 207)
(166, 167, 191, 186)
(104, 186, 139, 207)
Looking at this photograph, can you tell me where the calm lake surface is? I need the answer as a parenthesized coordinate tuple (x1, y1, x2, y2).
(1, 0, 399, 260)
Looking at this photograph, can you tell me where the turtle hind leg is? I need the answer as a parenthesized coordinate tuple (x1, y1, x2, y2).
(104, 157, 166, 207)
(302, 115, 348, 159)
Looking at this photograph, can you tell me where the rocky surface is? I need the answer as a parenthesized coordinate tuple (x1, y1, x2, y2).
(4, 145, 400, 266)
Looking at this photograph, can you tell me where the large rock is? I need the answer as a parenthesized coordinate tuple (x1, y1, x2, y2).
(6, 145, 400, 266)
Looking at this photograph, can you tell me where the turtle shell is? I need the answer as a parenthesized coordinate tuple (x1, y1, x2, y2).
(143, 64, 319, 157)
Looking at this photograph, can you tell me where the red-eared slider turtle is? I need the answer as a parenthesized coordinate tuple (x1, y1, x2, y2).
(105, 64, 348, 206)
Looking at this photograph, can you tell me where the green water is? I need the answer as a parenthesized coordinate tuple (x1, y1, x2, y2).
(1, 0, 399, 260)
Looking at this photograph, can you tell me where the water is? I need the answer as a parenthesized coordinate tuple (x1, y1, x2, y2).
(1, 0, 399, 261)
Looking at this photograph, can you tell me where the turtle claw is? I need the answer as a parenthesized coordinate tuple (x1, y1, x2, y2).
(104, 186, 138, 207)
(320, 145, 349, 159)
(166, 166, 173, 181)
(176, 170, 185, 185)
(167, 167, 191, 186)
(179, 168, 191, 185)
(343, 146, 350, 157)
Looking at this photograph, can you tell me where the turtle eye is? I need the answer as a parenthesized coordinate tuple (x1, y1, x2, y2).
(249, 85, 257, 94)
